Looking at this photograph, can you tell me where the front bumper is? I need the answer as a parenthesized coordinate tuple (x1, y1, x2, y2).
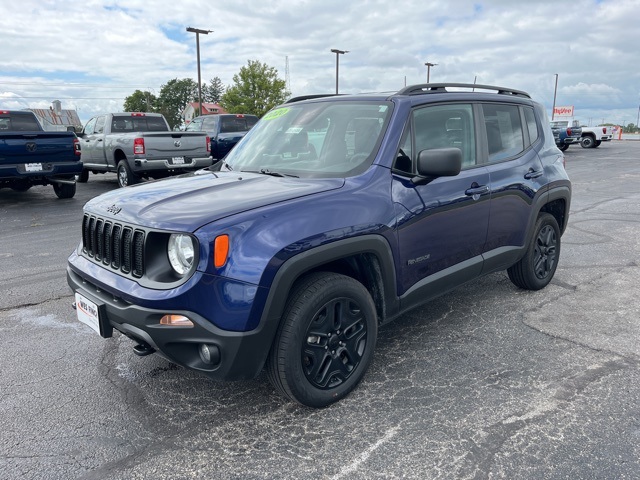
(66, 263, 274, 381)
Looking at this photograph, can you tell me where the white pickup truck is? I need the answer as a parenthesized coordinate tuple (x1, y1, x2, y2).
(77, 112, 212, 187)
(579, 125, 612, 148)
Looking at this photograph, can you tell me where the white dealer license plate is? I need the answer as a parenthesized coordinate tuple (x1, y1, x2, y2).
(75, 292, 101, 336)
(25, 163, 43, 172)
(172, 156, 185, 165)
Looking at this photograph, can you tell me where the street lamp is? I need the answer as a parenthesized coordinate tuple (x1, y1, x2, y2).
(425, 62, 437, 83)
(551, 73, 559, 121)
(186, 27, 213, 116)
(331, 49, 349, 94)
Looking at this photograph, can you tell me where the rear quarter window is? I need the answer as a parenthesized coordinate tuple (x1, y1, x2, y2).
(482, 104, 524, 162)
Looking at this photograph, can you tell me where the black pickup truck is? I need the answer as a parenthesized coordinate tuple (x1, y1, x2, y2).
(185, 113, 258, 160)
(0, 110, 82, 198)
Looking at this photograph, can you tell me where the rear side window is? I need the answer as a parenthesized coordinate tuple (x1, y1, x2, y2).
(220, 116, 258, 133)
(482, 104, 524, 162)
(523, 107, 539, 145)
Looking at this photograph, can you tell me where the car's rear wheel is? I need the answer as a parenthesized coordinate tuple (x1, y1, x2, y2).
(11, 183, 31, 192)
(53, 182, 76, 199)
(558, 143, 569, 151)
(117, 160, 139, 187)
(595, 140, 602, 147)
(508, 213, 560, 290)
(76, 168, 89, 183)
(581, 136, 595, 148)
(267, 272, 377, 407)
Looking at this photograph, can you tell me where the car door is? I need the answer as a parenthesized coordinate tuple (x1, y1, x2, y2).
(479, 103, 548, 273)
(90, 115, 107, 165)
(80, 117, 97, 165)
(393, 103, 491, 301)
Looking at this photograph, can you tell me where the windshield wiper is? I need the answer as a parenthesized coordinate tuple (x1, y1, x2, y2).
(242, 169, 298, 178)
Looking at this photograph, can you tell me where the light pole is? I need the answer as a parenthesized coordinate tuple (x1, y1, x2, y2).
(636, 104, 639, 133)
(551, 73, 558, 120)
(186, 27, 213, 116)
(331, 49, 349, 94)
(425, 62, 437, 83)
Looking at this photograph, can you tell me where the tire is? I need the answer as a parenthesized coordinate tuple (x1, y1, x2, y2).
(76, 168, 89, 183)
(11, 183, 31, 192)
(267, 272, 378, 408)
(595, 140, 602, 147)
(53, 182, 76, 199)
(580, 135, 595, 148)
(558, 143, 569, 151)
(117, 160, 139, 187)
(508, 213, 560, 290)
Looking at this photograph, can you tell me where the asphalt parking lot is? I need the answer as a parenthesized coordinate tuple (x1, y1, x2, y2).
(1, 141, 639, 480)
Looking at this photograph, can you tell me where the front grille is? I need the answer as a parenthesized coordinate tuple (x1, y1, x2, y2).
(82, 214, 145, 278)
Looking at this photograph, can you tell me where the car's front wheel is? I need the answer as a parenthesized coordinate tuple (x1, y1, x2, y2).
(508, 213, 560, 290)
(267, 272, 377, 408)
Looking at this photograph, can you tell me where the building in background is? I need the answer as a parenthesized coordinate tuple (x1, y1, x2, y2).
(182, 102, 228, 124)
(28, 100, 82, 132)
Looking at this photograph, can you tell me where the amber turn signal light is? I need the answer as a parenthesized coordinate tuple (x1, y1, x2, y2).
(214, 234, 229, 268)
(159, 315, 194, 327)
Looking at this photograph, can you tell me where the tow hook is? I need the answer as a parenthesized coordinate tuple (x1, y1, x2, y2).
(133, 343, 155, 356)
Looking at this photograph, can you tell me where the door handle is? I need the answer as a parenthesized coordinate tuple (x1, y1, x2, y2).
(97, 138, 103, 142)
(465, 185, 489, 196)
(524, 169, 543, 179)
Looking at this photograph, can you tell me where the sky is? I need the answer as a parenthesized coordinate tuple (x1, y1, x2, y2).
(1, 0, 639, 127)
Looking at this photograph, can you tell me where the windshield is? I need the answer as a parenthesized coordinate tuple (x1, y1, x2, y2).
(224, 100, 393, 178)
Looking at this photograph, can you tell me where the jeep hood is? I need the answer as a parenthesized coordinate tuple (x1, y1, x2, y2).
(84, 171, 345, 231)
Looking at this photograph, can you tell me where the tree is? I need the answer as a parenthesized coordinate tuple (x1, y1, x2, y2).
(123, 90, 157, 112)
(221, 60, 289, 117)
(157, 78, 198, 129)
(202, 76, 225, 104)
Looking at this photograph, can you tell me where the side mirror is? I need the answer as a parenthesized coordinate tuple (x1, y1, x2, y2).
(412, 148, 462, 185)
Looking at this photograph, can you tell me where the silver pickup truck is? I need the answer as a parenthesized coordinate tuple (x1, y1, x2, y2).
(77, 112, 212, 187)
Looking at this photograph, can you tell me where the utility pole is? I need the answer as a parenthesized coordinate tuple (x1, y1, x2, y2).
(186, 27, 213, 116)
(425, 62, 437, 83)
(331, 49, 349, 94)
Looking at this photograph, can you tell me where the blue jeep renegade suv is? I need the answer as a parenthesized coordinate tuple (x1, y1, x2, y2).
(67, 83, 571, 407)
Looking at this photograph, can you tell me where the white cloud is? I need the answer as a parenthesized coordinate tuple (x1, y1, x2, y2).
(1, 0, 638, 126)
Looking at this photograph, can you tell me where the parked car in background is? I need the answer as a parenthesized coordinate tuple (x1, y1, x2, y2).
(550, 119, 582, 151)
(579, 125, 612, 148)
(77, 112, 212, 187)
(185, 114, 258, 160)
(67, 83, 571, 407)
(0, 110, 82, 198)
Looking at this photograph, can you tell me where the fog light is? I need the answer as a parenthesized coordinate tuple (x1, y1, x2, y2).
(159, 314, 194, 327)
(199, 344, 220, 365)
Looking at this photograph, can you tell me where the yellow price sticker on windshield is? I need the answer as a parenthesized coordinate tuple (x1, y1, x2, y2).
(263, 107, 290, 120)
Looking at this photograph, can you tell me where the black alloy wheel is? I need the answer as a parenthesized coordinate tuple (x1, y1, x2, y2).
(267, 272, 377, 407)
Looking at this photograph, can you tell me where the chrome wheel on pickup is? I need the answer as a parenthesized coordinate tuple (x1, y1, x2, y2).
(117, 160, 139, 188)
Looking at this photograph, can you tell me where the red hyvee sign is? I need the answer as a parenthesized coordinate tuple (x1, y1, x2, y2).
(554, 106, 574, 117)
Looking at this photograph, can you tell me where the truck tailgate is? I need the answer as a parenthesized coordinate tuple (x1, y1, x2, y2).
(141, 132, 209, 159)
(0, 132, 78, 165)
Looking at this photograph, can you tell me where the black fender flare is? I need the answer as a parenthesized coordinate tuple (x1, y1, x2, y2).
(254, 234, 399, 354)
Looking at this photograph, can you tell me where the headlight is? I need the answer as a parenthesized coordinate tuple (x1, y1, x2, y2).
(167, 234, 195, 275)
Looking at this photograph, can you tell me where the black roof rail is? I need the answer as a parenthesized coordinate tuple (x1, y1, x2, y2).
(285, 94, 339, 104)
(396, 83, 531, 98)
